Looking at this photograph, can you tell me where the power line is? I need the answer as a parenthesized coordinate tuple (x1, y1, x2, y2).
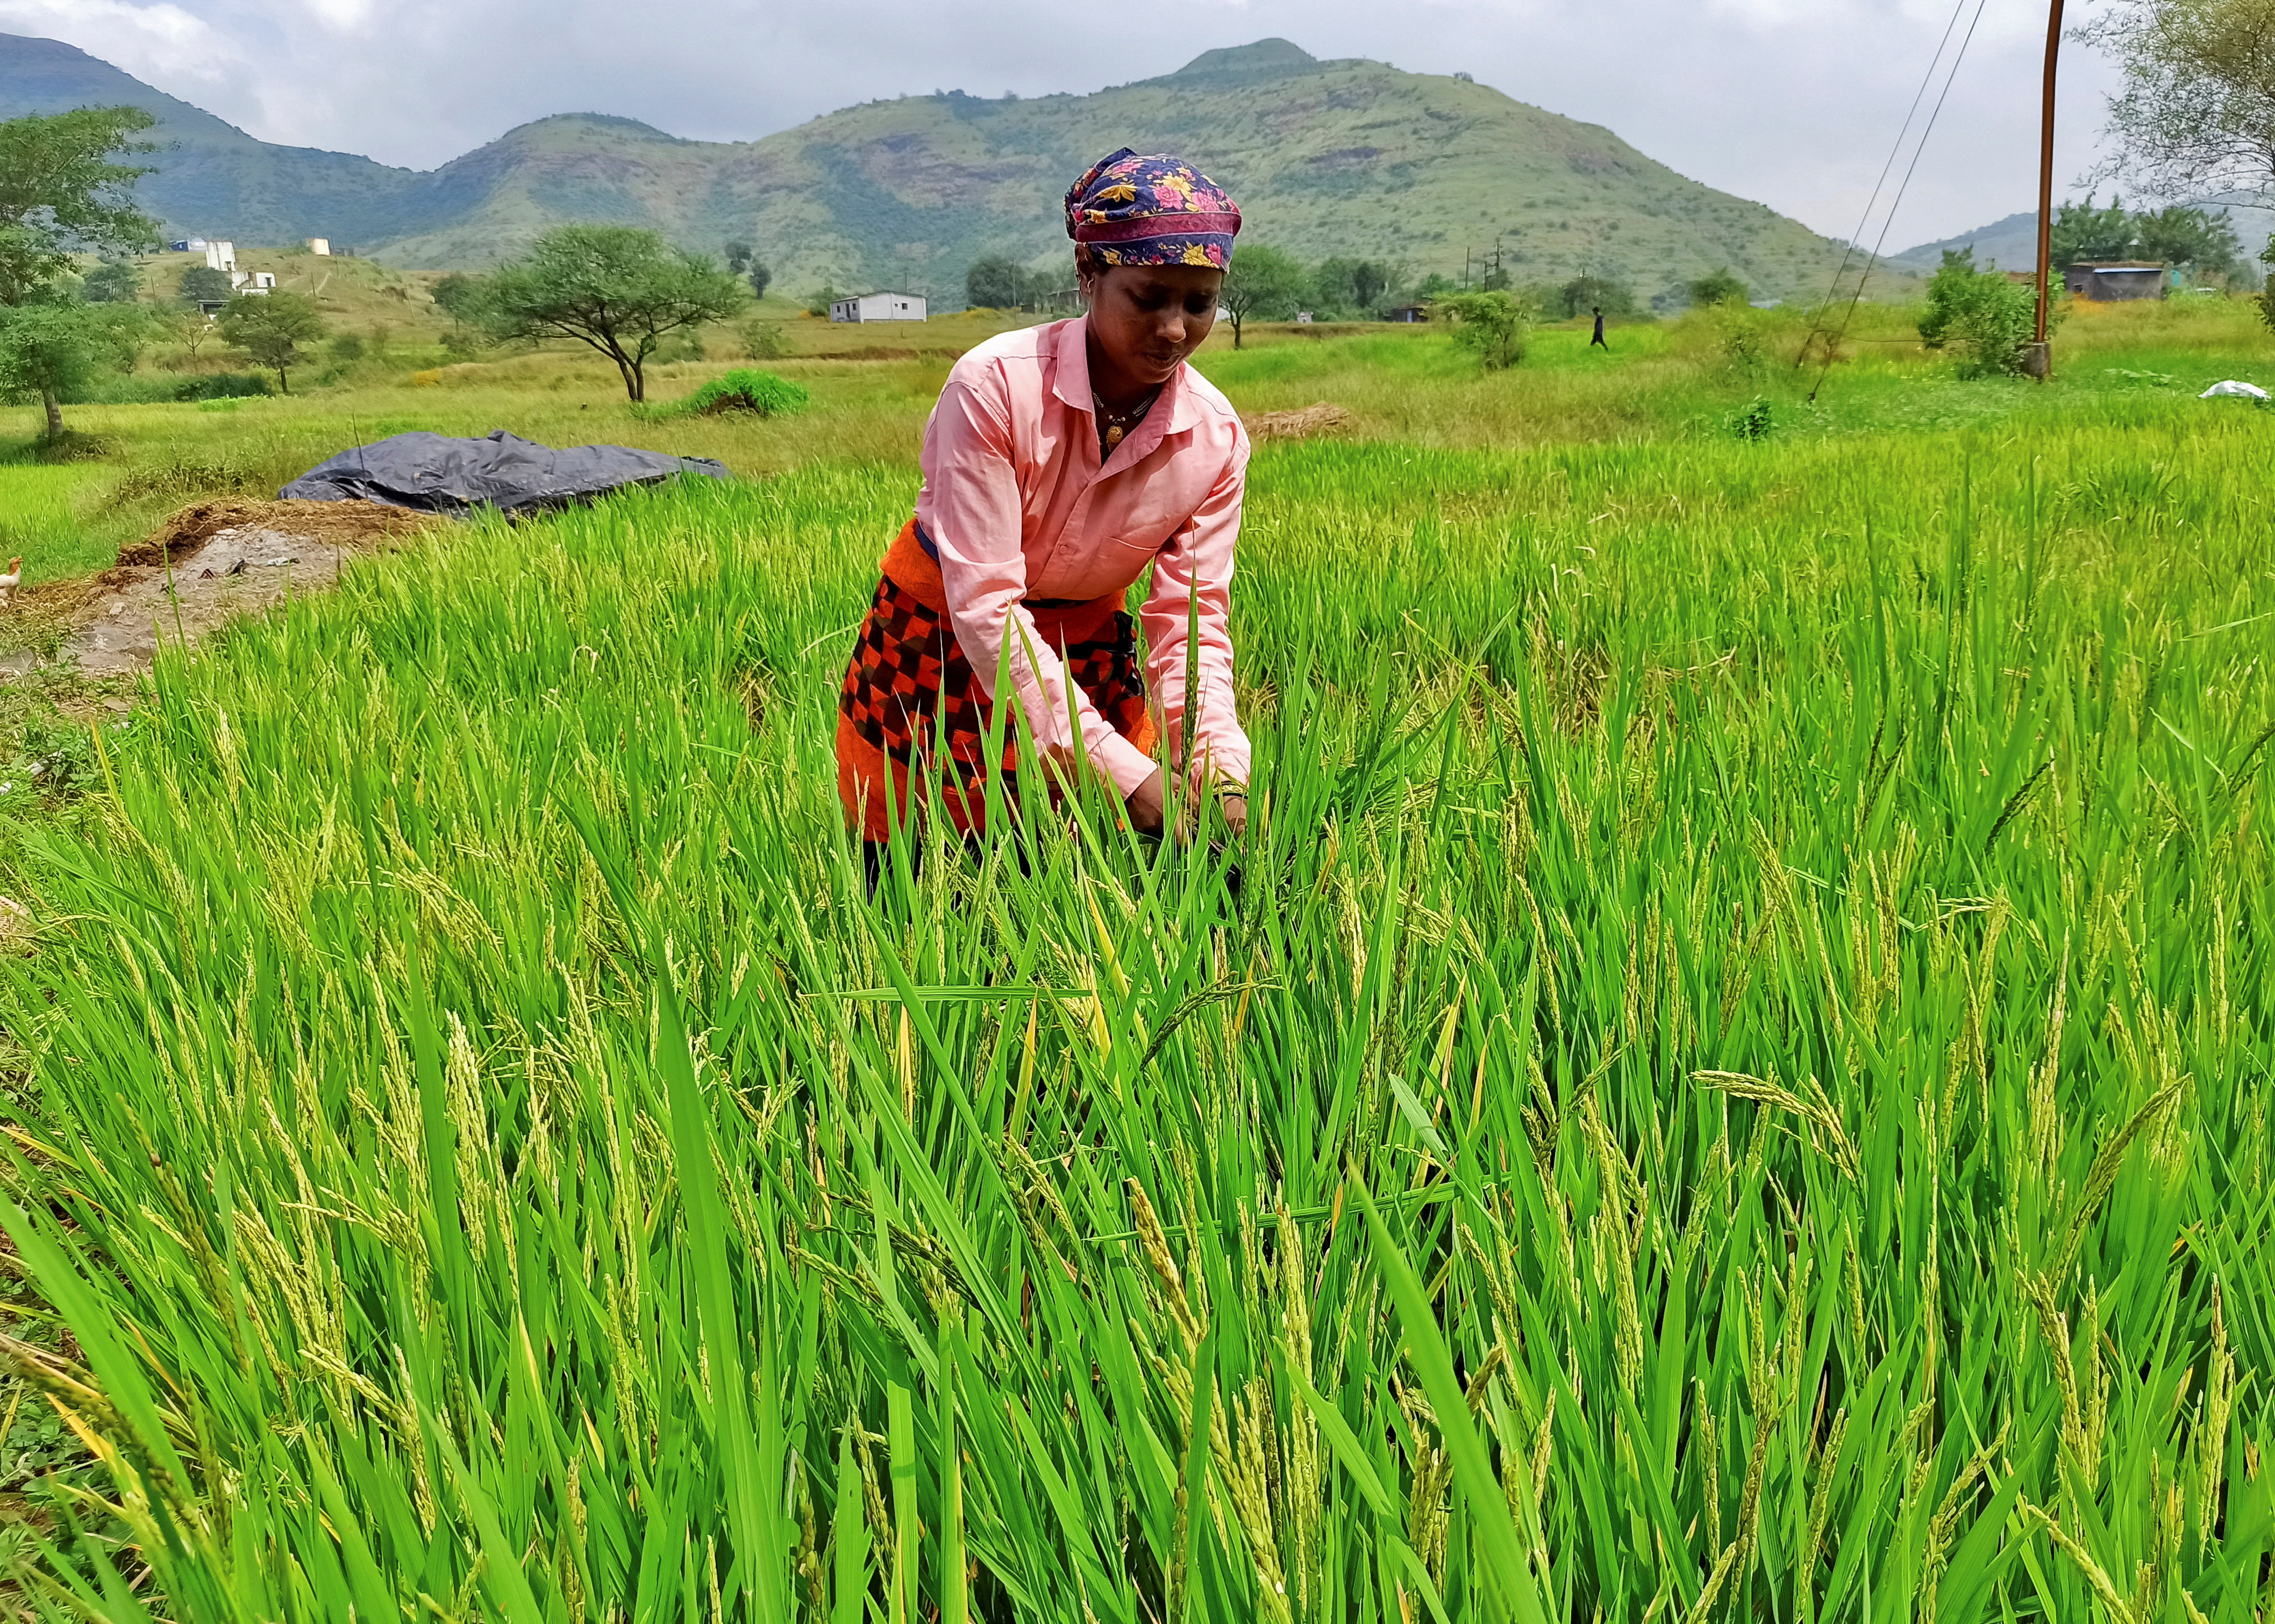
(1807, 0, 1993, 402)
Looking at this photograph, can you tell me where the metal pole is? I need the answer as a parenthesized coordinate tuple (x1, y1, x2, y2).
(2029, 0, 2065, 377)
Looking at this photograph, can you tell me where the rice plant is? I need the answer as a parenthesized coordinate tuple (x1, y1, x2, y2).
(0, 409, 2268, 1621)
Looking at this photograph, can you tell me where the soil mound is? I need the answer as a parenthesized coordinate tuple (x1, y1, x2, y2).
(118, 498, 432, 568)
(1245, 402, 1358, 443)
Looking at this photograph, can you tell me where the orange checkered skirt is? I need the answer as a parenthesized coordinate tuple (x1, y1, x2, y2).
(835, 519, 1157, 839)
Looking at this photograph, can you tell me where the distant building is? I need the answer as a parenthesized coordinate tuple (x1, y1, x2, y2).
(169, 238, 208, 253)
(204, 241, 236, 274)
(1295, 311, 1314, 323)
(230, 270, 276, 295)
(830, 291, 927, 323)
(2065, 262, 2166, 301)
(1387, 305, 1429, 323)
(306, 238, 331, 255)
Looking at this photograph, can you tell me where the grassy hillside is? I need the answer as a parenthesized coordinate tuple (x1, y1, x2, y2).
(6, 32, 1866, 303)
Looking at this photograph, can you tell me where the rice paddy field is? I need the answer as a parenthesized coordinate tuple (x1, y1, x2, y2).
(0, 301, 2270, 1621)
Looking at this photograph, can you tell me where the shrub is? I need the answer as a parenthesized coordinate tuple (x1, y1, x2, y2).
(1917, 249, 2039, 377)
(174, 372, 274, 402)
(1688, 268, 1750, 309)
(741, 321, 790, 360)
(1435, 290, 1533, 369)
(672, 368, 810, 418)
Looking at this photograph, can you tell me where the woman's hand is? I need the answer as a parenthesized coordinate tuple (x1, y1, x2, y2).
(1126, 767, 1168, 836)
(1221, 795, 1249, 839)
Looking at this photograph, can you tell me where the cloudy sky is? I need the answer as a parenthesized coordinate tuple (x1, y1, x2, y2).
(3, 0, 2121, 246)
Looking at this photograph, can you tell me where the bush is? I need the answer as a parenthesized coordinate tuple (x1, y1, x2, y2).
(174, 372, 274, 402)
(1917, 249, 2039, 377)
(1688, 268, 1750, 309)
(740, 322, 790, 360)
(671, 368, 810, 418)
(1435, 290, 1534, 369)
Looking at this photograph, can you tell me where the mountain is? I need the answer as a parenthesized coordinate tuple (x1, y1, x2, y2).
(0, 33, 424, 246)
(3, 33, 1862, 302)
(1889, 212, 2041, 274)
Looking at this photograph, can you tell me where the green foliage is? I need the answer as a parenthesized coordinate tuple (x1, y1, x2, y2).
(2133, 203, 2244, 279)
(669, 367, 810, 418)
(723, 240, 753, 276)
(1436, 288, 1534, 368)
(1687, 267, 1749, 309)
(480, 225, 748, 402)
(0, 107, 159, 307)
(2051, 195, 2136, 267)
(1309, 255, 1395, 317)
(216, 290, 327, 393)
(81, 258, 140, 304)
(176, 265, 233, 305)
(0, 301, 109, 428)
(1917, 248, 2039, 377)
(745, 258, 773, 301)
(2, 414, 2271, 1620)
(805, 283, 840, 317)
(740, 320, 790, 360)
(1728, 395, 1774, 439)
(429, 270, 483, 324)
(328, 332, 366, 364)
(1551, 273, 1641, 319)
(965, 254, 1038, 311)
(1219, 243, 1308, 347)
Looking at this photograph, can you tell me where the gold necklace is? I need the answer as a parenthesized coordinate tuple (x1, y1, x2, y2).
(1093, 387, 1161, 453)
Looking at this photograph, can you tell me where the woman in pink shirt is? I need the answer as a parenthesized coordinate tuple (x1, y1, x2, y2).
(836, 149, 1252, 874)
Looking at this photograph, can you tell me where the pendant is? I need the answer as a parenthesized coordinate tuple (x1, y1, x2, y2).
(1104, 425, 1125, 450)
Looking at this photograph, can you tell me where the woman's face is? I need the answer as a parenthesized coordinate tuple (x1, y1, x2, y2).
(1081, 259, 1223, 390)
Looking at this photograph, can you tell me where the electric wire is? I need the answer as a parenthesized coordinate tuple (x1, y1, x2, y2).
(1795, 0, 1976, 362)
(1808, 0, 1993, 403)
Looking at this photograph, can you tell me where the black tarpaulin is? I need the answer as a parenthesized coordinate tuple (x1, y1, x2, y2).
(279, 430, 728, 513)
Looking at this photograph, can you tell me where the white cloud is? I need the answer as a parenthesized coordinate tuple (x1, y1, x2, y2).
(0, 0, 241, 82)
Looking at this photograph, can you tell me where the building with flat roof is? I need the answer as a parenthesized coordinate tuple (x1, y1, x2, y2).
(2064, 262, 2167, 301)
(829, 291, 926, 323)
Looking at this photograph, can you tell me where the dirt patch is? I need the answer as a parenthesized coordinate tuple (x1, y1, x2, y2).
(117, 498, 431, 568)
(1244, 402, 1358, 443)
(3, 500, 433, 681)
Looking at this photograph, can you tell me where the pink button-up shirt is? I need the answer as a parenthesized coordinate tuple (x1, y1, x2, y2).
(916, 316, 1251, 799)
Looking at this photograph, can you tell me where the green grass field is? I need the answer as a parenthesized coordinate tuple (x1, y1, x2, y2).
(0, 298, 2269, 1622)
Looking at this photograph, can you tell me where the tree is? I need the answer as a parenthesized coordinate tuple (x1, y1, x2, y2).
(966, 254, 1033, 310)
(1218, 244, 1307, 348)
(1916, 250, 2038, 377)
(480, 225, 746, 401)
(2134, 203, 2245, 276)
(179, 264, 233, 304)
(1687, 268, 1749, 309)
(2079, 0, 2275, 201)
(430, 271, 484, 324)
(0, 303, 105, 435)
(1436, 289, 1534, 369)
(218, 291, 327, 393)
(2051, 195, 2137, 266)
(83, 258, 140, 304)
(0, 106, 157, 436)
(746, 258, 772, 301)
(723, 241, 752, 275)
(1311, 256, 1394, 317)
(1553, 273, 1641, 319)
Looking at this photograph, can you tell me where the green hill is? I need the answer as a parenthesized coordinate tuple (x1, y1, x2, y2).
(3, 32, 1864, 303)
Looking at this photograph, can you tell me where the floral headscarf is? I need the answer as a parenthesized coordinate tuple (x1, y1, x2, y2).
(1064, 148, 1242, 270)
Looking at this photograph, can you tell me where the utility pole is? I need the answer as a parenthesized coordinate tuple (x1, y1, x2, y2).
(2027, 0, 2064, 379)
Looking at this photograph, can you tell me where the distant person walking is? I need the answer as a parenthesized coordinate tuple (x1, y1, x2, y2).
(836, 148, 1252, 886)
(1591, 305, 1608, 348)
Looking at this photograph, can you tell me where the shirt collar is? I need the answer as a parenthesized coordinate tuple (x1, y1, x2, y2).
(1052, 314, 1204, 438)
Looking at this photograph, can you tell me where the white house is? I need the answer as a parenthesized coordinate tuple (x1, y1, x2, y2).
(306, 238, 331, 256)
(229, 270, 276, 295)
(204, 241, 236, 274)
(830, 291, 926, 323)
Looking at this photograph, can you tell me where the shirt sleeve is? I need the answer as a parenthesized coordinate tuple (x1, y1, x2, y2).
(1140, 429, 1251, 793)
(925, 368, 1160, 799)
